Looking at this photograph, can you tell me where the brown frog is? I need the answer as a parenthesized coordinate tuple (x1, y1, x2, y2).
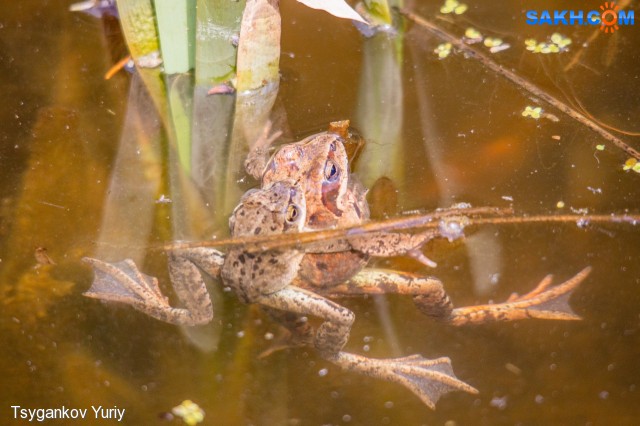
(243, 121, 589, 326)
(83, 123, 591, 408)
(245, 121, 438, 289)
(84, 181, 479, 408)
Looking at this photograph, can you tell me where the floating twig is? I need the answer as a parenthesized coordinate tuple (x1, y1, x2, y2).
(161, 208, 640, 253)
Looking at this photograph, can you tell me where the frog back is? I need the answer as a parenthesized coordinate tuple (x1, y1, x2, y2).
(221, 182, 306, 302)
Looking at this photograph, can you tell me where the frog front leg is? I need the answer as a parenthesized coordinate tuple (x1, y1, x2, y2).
(163, 247, 227, 324)
(244, 120, 282, 180)
(254, 285, 477, 408)
(83, 247, 224, 326)
(323, 267, 591, 324)
(347, 229, 440, 267)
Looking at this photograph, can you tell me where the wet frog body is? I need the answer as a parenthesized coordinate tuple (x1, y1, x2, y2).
(246, 122, 437, 287)
(84, 181, 485, 407)
(83, 123, 592, 409)
(254, 131, 367, 229)
(221, 182, 306, 302)
(242, 122, 589, 321)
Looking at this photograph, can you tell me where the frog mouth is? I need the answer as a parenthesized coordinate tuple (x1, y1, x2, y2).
(320, 182, 342, 218)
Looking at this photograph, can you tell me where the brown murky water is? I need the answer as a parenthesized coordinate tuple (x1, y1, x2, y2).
(1, 1, 640, 425)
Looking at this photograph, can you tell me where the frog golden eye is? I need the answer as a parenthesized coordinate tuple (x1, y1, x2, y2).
(286, 204, 300, 223)
(324, 160, 339, 182)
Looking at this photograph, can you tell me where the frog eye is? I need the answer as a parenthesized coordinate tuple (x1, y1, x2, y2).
(285, 204, 301, 223)
(324, 160, 340, 182)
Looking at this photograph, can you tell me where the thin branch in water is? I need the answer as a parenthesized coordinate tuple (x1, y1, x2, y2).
(161, 209, 640, 253)
(400, 9, 640, 161)
(162, 206, 513, 251)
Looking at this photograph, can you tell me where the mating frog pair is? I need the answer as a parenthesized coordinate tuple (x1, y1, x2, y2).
(84, 122, 590, 408)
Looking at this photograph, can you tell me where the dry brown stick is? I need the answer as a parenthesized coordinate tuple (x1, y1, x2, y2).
(465, 214, 640, 227)
(162, 207, 512, 251)
(400, 9, 640, 161)
(162, 211, 640, 253)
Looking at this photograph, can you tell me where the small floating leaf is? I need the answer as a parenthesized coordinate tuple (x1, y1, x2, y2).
(551, 32, 572, 48)
(440, 0, 456, 13)
(441, 0, 467, 15)
(556, 201, 565, 209)
(526, 33, 571, 54)
(540, 43, 560, 54)
(522, 106, 543, 119)
(434, 42, 452, 59)
(465, 27, 482, 40)
(454, 3, 468, 14)
(484, 37, 503, 48)
(172, 400, 205, 426)
(595, 144, 605, 151)
(622, 158, 637, 171)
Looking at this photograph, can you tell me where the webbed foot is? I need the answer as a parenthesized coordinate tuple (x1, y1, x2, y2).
(328, 352, 477, 409)
(83, 257, 168, 308)
(83, 257, 212, 325)
(446, 267, 591, 326)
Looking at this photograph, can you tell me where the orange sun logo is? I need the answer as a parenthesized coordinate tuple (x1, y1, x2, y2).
(599, 2, 620, 33)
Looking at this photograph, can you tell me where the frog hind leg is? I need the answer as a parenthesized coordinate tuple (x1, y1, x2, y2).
(83, 257, 204, 324)
(329, 352, 478, 410)
(444, 267, 590, 325)
(329, 267, 590, 325)
(319, 268, 454, 320)
(83, 247, 224, 325)
(255, 285, 476, 408)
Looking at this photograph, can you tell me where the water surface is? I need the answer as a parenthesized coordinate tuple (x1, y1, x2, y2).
(1, 1, 639, 425)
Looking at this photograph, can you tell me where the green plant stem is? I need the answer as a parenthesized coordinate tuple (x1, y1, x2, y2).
(154, 0, 196, 74)
(195, 0, 246, 85)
